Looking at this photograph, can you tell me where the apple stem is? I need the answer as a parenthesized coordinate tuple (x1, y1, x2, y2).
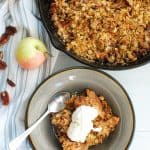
(45, 52, 53, 57)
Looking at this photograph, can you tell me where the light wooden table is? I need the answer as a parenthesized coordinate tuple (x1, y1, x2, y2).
(54, 51, 150, 150)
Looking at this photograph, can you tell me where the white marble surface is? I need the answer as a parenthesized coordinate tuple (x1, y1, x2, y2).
(54, 51, 150, 150)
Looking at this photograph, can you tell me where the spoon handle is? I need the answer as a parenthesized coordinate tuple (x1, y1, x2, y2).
(9, 110, 49, 150)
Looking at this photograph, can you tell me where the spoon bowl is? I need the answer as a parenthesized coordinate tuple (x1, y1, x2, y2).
(48, 92, 71, 113)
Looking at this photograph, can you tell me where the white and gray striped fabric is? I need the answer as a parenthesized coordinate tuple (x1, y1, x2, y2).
(0, 0, 59, 150)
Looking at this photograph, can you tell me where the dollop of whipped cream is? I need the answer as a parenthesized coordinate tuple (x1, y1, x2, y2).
(67, 105, 101, 143)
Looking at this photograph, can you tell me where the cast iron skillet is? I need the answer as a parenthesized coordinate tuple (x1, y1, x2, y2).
(38, 0, 150, 70)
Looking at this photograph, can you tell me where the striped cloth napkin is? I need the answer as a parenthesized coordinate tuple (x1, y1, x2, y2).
(0, 0, 59, 149)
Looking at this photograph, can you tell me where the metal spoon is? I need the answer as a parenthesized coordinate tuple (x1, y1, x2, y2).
(9, 91, 71, 150)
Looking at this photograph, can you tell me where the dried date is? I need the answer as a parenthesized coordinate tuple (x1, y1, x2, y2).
(0, 60, 7, 70)
(7, 78, 16, 87)
(0, 91, 10, 105)
(0, 26, 17, 47)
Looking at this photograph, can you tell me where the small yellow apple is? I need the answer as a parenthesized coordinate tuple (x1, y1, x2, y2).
(16, 37, 48, 69)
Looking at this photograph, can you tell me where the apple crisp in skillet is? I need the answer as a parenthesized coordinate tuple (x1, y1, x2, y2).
(50, 0, 150, 66)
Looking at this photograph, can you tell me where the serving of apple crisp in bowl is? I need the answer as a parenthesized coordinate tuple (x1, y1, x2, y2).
(51, 89, 120, 150)
(26, 68, 135, 150)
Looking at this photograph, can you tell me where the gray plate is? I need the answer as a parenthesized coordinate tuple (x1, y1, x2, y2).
(26, 67, 135, 150)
